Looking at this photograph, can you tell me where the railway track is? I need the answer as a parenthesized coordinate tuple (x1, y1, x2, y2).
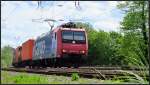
(1, 66, 149, 80)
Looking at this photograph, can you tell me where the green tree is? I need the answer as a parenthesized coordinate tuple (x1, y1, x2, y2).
(75, 22, 126, 65)
(109, 31, 126, 65)
(120, 32, 148, 66)
(117, 1, 149, 66)
(1, 45, 14, 67)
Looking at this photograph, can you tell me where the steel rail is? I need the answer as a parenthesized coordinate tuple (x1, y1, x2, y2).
(1, 67, 149, 80)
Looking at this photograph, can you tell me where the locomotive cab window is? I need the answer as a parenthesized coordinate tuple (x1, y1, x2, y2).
(62, 31, 73, 40)
(74, 31, 85, 41)
(62, 30, 86, 44)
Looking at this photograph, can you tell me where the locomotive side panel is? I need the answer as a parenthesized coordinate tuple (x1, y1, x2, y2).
(51, 27, 61, 58)
(51, 32, 57, 57)
(33, 32, 57, 60)
(21, 39, 34, 61)
(56, 28, 63, 58)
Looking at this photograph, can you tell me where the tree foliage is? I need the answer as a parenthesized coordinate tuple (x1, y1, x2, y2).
(75, 22, 126, 65)
(117, 1, 149, 66)
(75, 15, 148, 66)
(1, 45, 14, 67)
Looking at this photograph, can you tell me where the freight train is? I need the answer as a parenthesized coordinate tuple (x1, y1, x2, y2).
(12, 22, 88, 68)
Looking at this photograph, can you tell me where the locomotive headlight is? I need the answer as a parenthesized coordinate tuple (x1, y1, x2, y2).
(80, 50, 85, 54)
(62, 49, 67, 53)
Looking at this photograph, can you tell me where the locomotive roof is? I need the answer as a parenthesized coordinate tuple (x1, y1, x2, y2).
(58, 22, 76, 28)
(60, 27, 86, 31)
(35, 22, 86, 41)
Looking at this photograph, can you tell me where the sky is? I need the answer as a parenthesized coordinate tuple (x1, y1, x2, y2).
(1, 1, 125, 48)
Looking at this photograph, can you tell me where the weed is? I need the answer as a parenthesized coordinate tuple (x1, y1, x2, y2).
(71, 73, 80, 81)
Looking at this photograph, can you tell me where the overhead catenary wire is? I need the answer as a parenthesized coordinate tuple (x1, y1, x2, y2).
(32, 1, 85, 30)
(32, 1, 44, 23)
(75, 1, 82, 10)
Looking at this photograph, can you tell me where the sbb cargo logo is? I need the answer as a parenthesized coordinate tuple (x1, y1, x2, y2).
(34, 41, 45, 57)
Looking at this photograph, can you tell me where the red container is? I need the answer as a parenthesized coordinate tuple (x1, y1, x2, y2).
(15, 46, 22, 63)
(21, 39, 34, 61)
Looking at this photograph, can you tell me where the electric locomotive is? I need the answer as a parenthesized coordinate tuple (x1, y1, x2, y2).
(12, 22, 88, 68)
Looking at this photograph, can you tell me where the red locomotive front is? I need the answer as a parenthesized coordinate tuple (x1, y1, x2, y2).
(55, 24, 88, 67)
(60, 28, 88, 57)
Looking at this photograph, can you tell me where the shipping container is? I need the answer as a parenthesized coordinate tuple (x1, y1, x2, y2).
(21, 39, 34, 61)
(14, 46, 22, 63)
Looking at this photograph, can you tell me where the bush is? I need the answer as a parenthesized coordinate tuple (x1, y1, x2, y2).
(71, 73, 79, 81)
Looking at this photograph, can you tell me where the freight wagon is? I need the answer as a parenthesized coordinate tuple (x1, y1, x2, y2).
(12, 22, 88, 68)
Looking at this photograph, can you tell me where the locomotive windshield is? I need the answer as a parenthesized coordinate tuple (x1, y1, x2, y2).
(62, 31, 73, 40)
(74, 31, 85, 41)
(62, 31, 86, 44)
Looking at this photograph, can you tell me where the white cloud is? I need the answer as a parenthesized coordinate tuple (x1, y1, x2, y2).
(1, 1, 124, 48)
(93, 18, 121, 32)
(107, 1, 118, 8)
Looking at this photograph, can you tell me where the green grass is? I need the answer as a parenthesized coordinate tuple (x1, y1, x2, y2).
(1, 71, 149, 84)
(1, 71, 49, 84)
